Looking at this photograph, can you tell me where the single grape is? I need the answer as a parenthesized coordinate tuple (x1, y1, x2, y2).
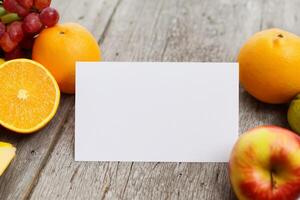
(40, 7, 59, 27)
(17, 0, 33, 9)
(3, 0, 29, 17)
(34, 0, 51, 11)
(0, 22, 6, 38)
(23, 13, 43, 34)
(7, 21, 24, 43)
(0, 32, 18, 52)
(5, 46, 24, 60)
(3, 0, 17, 12)
(1, 13, 21, 24)
(0, 6, 7, 17)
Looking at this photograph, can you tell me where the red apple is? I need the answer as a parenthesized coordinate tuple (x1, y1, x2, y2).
(229, 126, 300, 200)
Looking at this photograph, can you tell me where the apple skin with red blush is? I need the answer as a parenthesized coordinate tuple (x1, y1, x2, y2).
(229, 126, 300, 200)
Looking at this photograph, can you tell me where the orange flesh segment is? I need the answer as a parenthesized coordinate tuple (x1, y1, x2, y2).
(0, 59, 60, 133)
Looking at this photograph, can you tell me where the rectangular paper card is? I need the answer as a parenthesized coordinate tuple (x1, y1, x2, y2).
(75, 62, 239, 162)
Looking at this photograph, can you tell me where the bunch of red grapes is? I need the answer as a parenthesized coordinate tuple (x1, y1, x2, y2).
(0, 0, 59, 60)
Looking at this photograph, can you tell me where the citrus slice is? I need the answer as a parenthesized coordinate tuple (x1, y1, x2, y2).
(0, 59, 60, 134)
(0, 142, 16, 176)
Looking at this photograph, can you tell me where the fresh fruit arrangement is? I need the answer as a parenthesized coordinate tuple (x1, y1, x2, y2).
(0, 0, 101, 175)
(0, 0, 59, 60)
(231, 28, 300, 199)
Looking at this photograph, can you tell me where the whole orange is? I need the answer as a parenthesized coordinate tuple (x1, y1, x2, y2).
(32, 23, 101, 94)
(239, 28, 300, 104)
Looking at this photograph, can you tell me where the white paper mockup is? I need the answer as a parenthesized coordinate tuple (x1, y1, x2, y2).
(75, 62, 239, 162)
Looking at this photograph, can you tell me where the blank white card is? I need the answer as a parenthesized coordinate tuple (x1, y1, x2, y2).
(75, 62, 239, 162)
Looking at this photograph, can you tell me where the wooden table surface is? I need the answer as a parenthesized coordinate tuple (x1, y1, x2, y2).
(0, 0, 294, 199)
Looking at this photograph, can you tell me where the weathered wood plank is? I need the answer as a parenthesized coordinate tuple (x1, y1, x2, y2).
(0, 0, 121, 199)
(28, 0, 271, 199)
(0, 0, 74, 197)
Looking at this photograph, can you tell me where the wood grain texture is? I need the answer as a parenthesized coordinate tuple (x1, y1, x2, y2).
(29, 0, 266, 200)
(0, 0, 75, 197)
(1, 0, 299, 199)
(0, 0, 120, 199)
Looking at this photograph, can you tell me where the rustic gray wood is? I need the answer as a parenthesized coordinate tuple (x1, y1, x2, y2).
(30, 0, 261, 199)
(1, 0, 299, 199)
(0, 1, 75, 199)
(0, 0, 121, 199)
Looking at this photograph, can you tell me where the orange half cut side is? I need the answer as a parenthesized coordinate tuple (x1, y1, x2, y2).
(0, 59, 60, 134)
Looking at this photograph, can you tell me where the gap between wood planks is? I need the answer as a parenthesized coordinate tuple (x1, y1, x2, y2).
(98, 0, 123, 44)
(24, 99, 75, 200)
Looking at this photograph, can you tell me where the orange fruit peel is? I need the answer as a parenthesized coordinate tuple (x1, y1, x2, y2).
(33, 23, 101, 94)
(239, 28, 300, 104)
(0, 59, 60, 134)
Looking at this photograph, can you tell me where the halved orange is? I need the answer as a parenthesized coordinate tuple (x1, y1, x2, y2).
(0, 59, 60, 134)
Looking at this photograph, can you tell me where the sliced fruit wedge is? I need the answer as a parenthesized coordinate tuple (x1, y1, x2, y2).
(0, 59, 60, 134)
(0, 142, 16, 176)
